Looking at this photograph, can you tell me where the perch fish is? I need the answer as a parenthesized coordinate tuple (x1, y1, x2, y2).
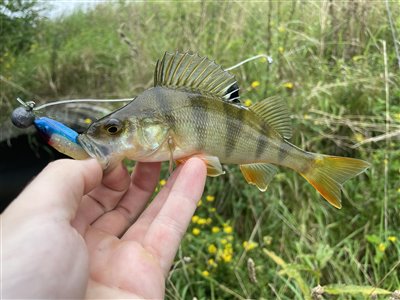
(78, 52, 370, 208)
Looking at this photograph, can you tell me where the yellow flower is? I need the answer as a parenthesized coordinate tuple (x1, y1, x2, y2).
(278, 46, 284, 54)
(354, 133, 364, 143)
(251, 81, 260, 88)
(223, 225, 233, 234)
(208, 244, 217, 254)
(197, 199, 202, 207)
(378, 243, 386, 252)
(159, 179, 167, 186)
(227, 235, 234, 241)
(208, 258, 218, 268)
(221, 248, 233, 263)
(201, 270, 210, 277)
(303, 114, 311, 120)
(283, 82, 294, 89)
(192, 228, 201, 236)
(209, 207, 216, 213)
(222, 254, 232, 263)
(211, 226, 220, 233)
(244, 99, 253, 107)
(278, 25, 285, 33)
(243, 241, 259, 251)
(397, 188, 400, 193)
(206, 195, 215, 202)
(225, 243, 233, 250)
(206, 218, 212, 225)
(220, 238, 227, 245)
(191, 215, 199, 223)
(84, 118, 92, 124)
(388, 236, 397, 243)
(394, 113, 400, 122)
(198, 218, 207, 225)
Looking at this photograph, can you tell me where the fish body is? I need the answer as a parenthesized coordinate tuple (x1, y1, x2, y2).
(78, 52, 370, 208)
(88, 87, 307, 168)
(34, 117, 89, 160)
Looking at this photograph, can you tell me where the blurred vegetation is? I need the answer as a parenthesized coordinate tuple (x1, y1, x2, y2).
(1, 1, 399, 299)
(0, 0, 42, 56)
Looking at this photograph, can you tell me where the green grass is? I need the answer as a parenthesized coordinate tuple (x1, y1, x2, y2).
(1, 1, 399, 299)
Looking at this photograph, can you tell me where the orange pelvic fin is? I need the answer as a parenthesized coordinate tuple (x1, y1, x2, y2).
(177, 155, 225, 177)
(300, 155, 370, 209)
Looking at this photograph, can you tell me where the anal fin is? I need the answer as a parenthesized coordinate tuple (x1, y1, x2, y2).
(240, 163, 278, 191)
(176, 155, 225, 177)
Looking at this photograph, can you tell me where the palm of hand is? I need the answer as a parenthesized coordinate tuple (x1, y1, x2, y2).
(2, 158, 206, 299)
(85, 230, 165, 299)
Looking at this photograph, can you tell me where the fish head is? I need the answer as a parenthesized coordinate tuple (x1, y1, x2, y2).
(78, 110, 140, 169)
(78, 99, 170, 169)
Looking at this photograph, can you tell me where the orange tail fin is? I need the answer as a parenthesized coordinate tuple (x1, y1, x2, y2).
(300, 155, 370, 208)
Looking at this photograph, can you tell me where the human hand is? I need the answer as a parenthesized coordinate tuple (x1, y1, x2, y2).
(2, 157, 207, 299)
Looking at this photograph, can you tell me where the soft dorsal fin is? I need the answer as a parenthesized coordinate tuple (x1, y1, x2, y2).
(250, 96, 292, 139)
(154, 51, 239, 102)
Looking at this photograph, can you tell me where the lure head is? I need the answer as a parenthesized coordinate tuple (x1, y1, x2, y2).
(11, 106, 35, 128)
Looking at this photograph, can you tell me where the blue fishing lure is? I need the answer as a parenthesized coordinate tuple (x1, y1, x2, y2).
(33, 117, 89, 160)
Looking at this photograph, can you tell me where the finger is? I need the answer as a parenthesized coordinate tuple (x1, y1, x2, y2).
(90, 162, 161, 237)
(143, 158, 206, 275)
(122, 163, 184, 241)
(10, 159, 102, 221)
(71, 163, 131, 234)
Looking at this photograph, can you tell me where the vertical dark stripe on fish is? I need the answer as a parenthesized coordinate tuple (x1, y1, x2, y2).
(224, 103, 243, 158)
(190, 97, 208, 150)
(255, 124, 269, 159)
(154, 88, 176, 129)
(278, 141, 289, 162)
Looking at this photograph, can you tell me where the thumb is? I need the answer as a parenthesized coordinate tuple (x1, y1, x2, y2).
(5, 159, 103, 221)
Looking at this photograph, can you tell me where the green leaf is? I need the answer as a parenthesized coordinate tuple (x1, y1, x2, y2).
(366, 234, 381, 245)
(264, 249, 311, 300)
(323, 284, 392, 295)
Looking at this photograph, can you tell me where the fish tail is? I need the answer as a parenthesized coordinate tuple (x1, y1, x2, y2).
(300, 155, 370, 209)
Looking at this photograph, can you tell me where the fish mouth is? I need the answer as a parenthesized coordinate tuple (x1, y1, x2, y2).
(77, 134, 111, 169)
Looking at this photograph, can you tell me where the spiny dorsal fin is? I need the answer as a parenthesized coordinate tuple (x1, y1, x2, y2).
(154, 51, 239, 102)
(250, 96, 292, 139)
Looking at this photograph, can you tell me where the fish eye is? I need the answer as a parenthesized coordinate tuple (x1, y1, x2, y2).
(104, 119, 122, 135)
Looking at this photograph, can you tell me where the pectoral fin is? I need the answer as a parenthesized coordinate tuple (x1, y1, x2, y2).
(240, 163, 278, 191)
(177, 155, 225, 177)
